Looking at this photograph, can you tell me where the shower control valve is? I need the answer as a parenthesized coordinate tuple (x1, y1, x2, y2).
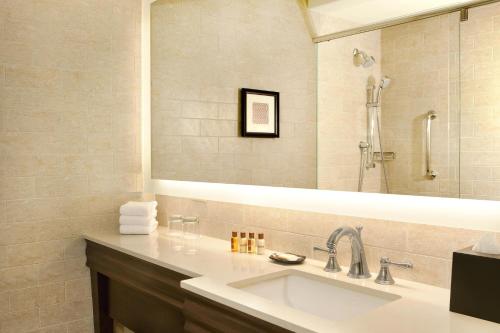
(359, 141, 369, 149)
(426, 170, 438, 178)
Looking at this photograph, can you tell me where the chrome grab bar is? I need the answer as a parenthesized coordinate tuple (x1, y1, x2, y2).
(426, 110, 438, 179)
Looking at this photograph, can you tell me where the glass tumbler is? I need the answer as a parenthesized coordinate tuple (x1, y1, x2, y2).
(182, 216, 200, 254)
(168, 215, 184, 237)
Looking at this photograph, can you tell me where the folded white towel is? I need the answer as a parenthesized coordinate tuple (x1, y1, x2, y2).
(120, 201, 158, 217)
(119, 221, 158, 235)
(120, 215, 157, 226)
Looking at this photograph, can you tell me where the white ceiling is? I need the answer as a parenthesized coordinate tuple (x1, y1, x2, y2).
(308, 0, 476, 34)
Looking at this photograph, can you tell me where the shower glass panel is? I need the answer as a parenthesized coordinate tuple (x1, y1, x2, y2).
(317, 12, 460, 198)
(459, 2, 500, 200)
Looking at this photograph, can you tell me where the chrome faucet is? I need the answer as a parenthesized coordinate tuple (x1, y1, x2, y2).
(323, 226, 371, 279)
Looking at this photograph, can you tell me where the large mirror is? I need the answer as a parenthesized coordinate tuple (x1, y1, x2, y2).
(150, 0, 500, 201)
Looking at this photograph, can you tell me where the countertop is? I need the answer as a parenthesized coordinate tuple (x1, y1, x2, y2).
(83, 227, 500, 333)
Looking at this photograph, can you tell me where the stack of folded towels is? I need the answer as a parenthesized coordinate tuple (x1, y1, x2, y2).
(119, 201, 158, 235)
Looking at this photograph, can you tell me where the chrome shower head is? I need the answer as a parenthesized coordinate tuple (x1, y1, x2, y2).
(353, 48, 375, 68)
(379, 76, 391, 89)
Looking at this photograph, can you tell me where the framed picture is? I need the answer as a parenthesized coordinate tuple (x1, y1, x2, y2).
(240, 88, 279, 138)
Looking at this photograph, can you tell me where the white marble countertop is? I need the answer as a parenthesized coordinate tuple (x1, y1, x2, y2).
(83, 227, 500, 333)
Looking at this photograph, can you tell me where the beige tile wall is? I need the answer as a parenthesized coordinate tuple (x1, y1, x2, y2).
(459, 2, 500, 200)
(150, 0, 317, 189)
(317, 29, 383, 192)
(157, 195, 498, 289)
(0, 0, 142, 332)
(380, 14, 460, 197)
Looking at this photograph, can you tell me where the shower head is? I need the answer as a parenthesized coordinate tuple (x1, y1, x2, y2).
(379, 76, 391, 89)
(353, 48, 375, 68)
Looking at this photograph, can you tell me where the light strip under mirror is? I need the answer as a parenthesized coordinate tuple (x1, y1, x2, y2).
(142, 0, 500, 232)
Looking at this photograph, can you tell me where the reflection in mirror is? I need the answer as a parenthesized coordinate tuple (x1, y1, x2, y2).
(307, 0, 475, 38)
(317, 13, 460, 197)
(459, 2, 500, 200)
(150, 0, 500, 201)
(150, 0, 317, 188)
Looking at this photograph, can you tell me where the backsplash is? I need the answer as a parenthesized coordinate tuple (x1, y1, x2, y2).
(157, 194, 498, 288)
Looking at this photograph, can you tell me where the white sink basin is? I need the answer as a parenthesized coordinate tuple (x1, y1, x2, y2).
(230, 270, 400, 322)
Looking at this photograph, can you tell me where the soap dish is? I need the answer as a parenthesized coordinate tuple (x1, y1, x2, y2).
(269, 252, 306, 265)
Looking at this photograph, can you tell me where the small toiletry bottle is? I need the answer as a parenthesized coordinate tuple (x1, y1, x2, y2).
(239, 232, 248, 253)
(257, 233, 265, 255)
(248, 233, 256, 254)
(231, 231, 239, 253)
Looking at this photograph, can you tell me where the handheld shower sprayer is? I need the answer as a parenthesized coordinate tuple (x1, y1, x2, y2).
(359, 75, 392, 194)
(374, 76, 391, 106)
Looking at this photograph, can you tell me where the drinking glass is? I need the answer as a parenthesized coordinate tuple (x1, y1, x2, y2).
(182, 216, 200, 254)
(168, 215, 184, 237)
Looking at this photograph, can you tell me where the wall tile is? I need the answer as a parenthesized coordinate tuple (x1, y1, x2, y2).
(181, 137, 218, 154)
(459, 3, 500, 200)
(407, 224, 482, 259)
(0, 309, 39, 333)
(39, 299, 92, 327)
(0, 291, 9, 314)
(37, 261, 65, 285)
(0, 265, 38, 292)
(360, 219, 408, 252)
(66, 318, 93, 333)
(150, 0, 316, 187)
(8, 287, 39, 313)
(0, 3, 140, 331)
(63, 238, 87, 259)
(38, 283, 65, 307)
(0, 177, 35, 200)
(0, 223, 38, 245)
(200, 119, 238, 137)
(35, 176, 89, 198)
(182, 101, 218, 119)
(6, 241, 64, 266)
(65, 278, 91, 303)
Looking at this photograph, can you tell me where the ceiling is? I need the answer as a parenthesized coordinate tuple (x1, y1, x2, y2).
(308, 0, 477, 34)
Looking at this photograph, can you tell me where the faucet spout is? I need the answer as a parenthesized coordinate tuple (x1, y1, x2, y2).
(325, 226, 371, 279)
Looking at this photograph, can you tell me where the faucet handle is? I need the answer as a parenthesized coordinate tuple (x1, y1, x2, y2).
(324, 246, 341, 273)
(380, 257, 413, 269)
(375, 257, 413, 285)
(313, 246, 341, 273)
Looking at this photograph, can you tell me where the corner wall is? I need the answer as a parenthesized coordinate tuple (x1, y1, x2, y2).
(0, 0, 142, 331)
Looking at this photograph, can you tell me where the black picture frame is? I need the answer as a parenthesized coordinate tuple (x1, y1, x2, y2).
(240, 88, 279, 138)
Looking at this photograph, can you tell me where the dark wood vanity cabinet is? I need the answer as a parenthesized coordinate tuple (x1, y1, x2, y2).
(183, 291, 292, 333)
(86, 241, 188, 333)
(85, 240, 293, 333)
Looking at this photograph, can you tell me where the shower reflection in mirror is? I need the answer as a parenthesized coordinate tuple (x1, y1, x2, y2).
(317, 15, 459, 198)
(350, 47, 391, 193)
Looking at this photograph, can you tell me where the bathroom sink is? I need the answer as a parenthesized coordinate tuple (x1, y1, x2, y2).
(230, 270, 400, 322)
